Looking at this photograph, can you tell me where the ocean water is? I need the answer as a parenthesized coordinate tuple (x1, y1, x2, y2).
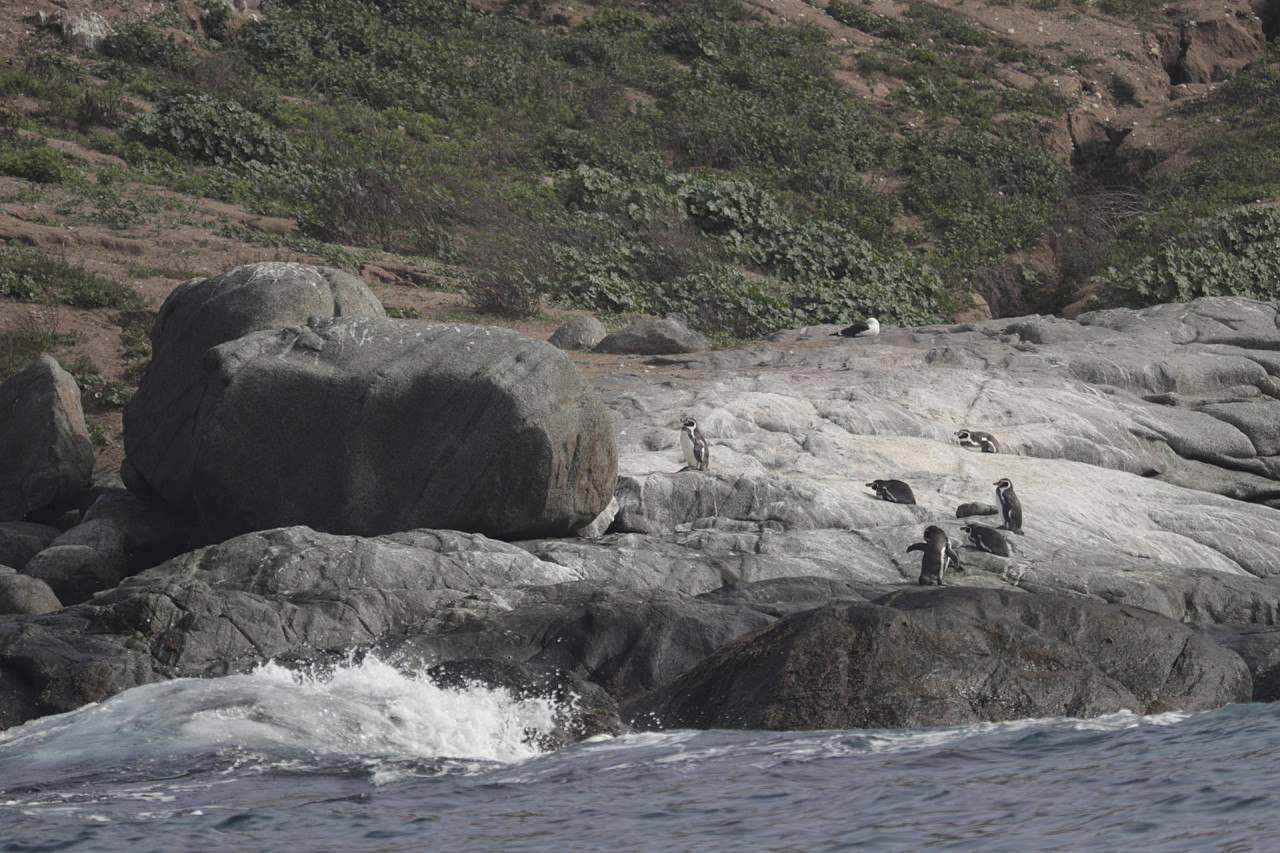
(1, 657, 1276, 853)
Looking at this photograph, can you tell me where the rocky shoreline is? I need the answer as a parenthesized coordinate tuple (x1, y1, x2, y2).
(2, 264, 1280, 740)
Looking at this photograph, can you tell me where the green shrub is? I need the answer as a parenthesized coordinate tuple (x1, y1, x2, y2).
(668, 172, 788, 254)
(294, 123, 456, 257)
(464, 266, 543, 318)
(0, 323, 77, 385)
(903, 3, 990, 47)
(0, 144, 79, 184)
(1105, 205, 1280, 306)
(99, 21, 192, 72)
(903, 130, 1064, 279)
(125, 93, 295, 167)
(652, 266, 792, 341)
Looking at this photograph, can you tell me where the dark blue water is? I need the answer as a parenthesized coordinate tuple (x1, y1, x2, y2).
(1, 658, 1276, 852)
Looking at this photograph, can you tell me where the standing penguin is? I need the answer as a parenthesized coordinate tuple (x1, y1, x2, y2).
(955, 429, 1001, 453)
(993, 478, 1023, 535)
(907, 525, 962, 585)
(959, 523, 1013, 557)
(866, 479, 916, 505)
(680, 416, 710, 471)
(831, 317, 880, 338)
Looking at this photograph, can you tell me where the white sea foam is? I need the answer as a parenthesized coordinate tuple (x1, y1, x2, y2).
(0, 655, 562, 786)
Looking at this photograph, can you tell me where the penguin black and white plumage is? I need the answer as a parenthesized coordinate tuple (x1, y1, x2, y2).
(959, 523, 1013, 557)
(831, 317, 880, 338)
(993, 478, 1023, 535)
(866, 478, 915, 505)
(907, 525, 962, 585)
(680, 416, 710, 471)
(955, 429, 1001, 453)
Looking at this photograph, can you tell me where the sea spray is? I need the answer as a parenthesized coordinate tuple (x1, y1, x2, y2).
(0, 655, 564, 793)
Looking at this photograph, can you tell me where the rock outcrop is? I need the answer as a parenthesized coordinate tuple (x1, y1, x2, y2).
(4, 296, 1280, 737)
(123, 262, 617, 544)
(0, 526, 580, 728)
(122, 262, 386, 514)
(623, 588, 1252, 731)
(0, 356, 93, 522)
(190, 316, 617, 542)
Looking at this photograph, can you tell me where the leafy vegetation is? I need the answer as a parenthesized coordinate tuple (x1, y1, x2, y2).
(124, 93, 296, 167)
(1104, 205, 1280, 305)
(0, 141, 80, 184)
(0, 0, 1276, 336)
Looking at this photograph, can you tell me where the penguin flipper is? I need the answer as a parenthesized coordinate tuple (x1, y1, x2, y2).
(906, 542, 926, 554)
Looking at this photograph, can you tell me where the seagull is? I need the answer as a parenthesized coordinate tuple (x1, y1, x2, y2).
(831, 317, 880, 338)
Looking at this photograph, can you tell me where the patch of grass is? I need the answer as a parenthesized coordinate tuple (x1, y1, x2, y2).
(0, 246, 141, 309)
(85, 416, 114, 448)
(0, 305, 77, 384)
(215, 223, 378, 270)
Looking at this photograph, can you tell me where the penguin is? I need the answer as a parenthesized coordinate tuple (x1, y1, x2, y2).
(831, 317, 880, 338)
(866, 478, 915, 505)
(993, 478, 1024, 535)
(907, 525, 962, 585)
(959, 523, 1013, 557)
(955, 429, 1001, 453)
(680, 416, 710, 471)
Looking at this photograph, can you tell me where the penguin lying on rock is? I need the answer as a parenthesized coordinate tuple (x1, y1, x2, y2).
(867, 479, 915, 505)
(955, 428, 1001, 453)
(960, 523, 1013, 557)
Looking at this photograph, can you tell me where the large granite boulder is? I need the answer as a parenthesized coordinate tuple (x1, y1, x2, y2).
(623, 587, 1253, 731)
(123, 262, 385, 513)
(188, 316, 617, 542)
(0, 356, 94, 522)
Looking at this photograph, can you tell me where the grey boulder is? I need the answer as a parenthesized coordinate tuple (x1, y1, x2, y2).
(0, 521, 61, 570)
(0, 356, 93, 522)
(624, 587, 1252, 731)
(0, 526, 582, 729)
(123, 262, 385, 513)
(189, 316, 617, 542)
(0, 567, 61, 615)
(549, 315, 607, 351)
(595, 316, 710, 355)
